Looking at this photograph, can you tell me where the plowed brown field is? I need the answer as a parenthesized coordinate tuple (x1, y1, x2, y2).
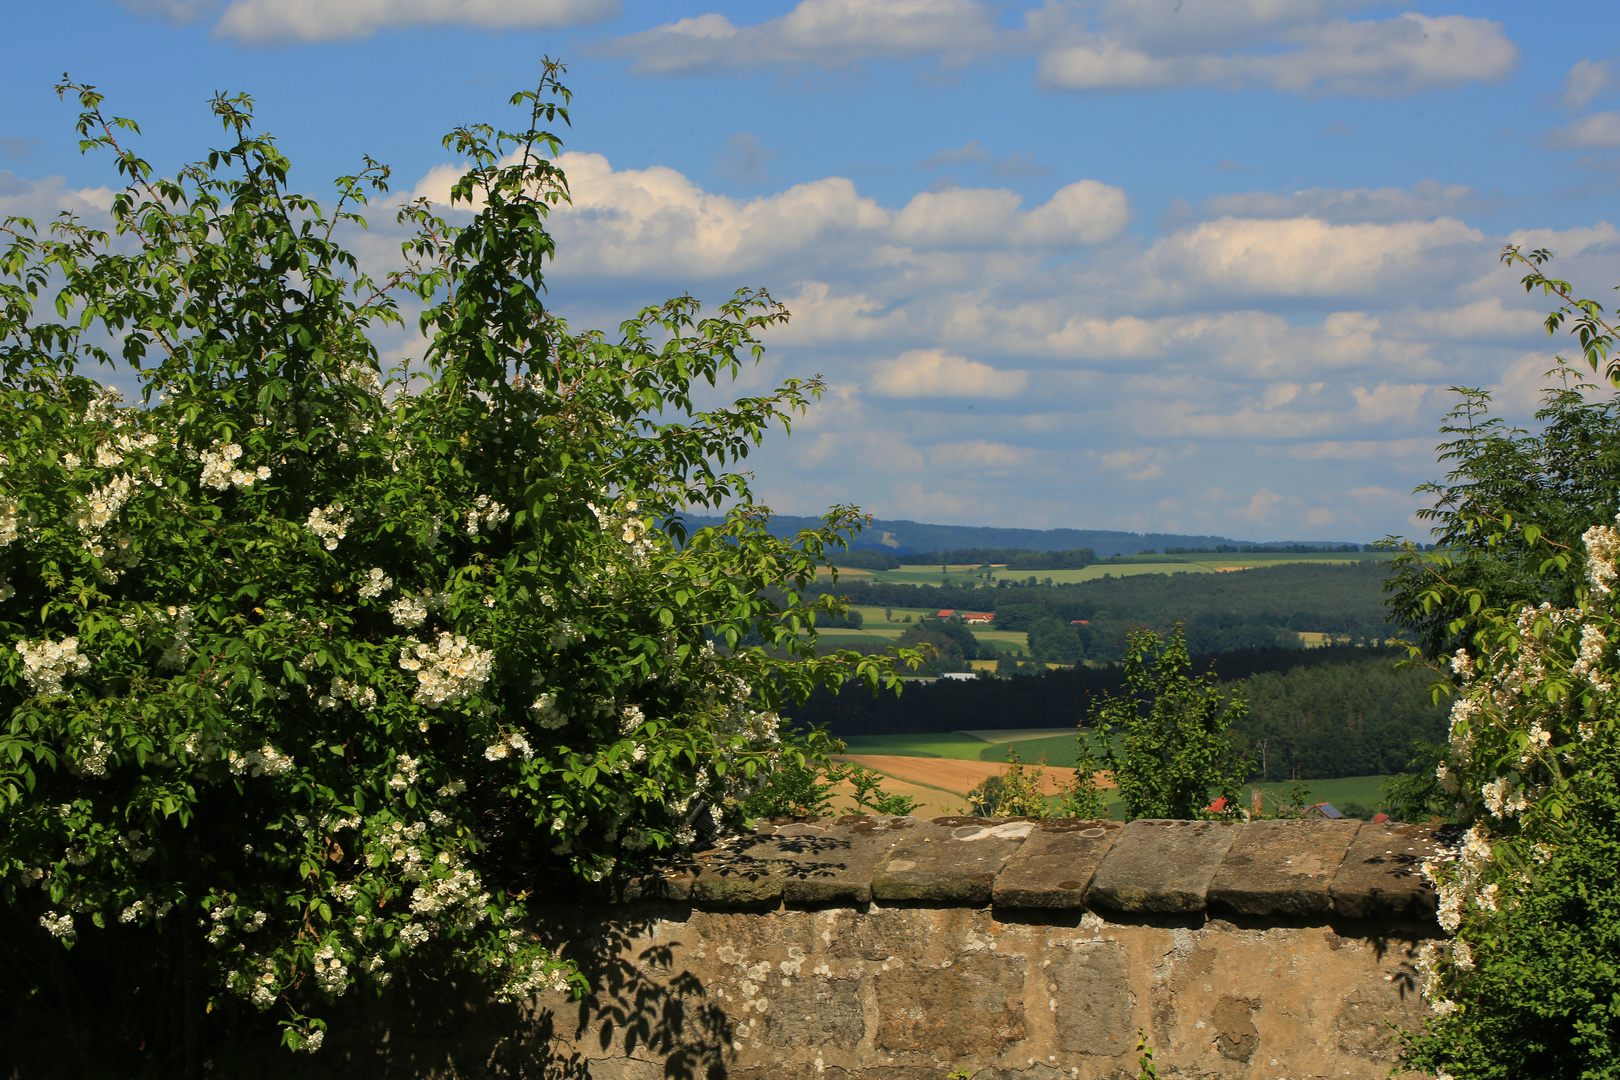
(835, 753, 1112, 794)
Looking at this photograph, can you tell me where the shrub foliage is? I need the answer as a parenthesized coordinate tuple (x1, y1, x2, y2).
(0, 69, 896, 1056)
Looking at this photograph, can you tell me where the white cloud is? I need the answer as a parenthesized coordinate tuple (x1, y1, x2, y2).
(1147, 215, 1483, 297)
(606, 2, 1513, 98)
(533, 151, 890, 277)
(1036, 12, 1517, 97)
(1351, 382, 1431, 425)
(1013, 181, 1131, 247)
(1170, 179, 1495, 226)
(1547, 111, 1620, 151)
(0, 174, 115, 221)
(891, 187, 1020, 248)
(1287, 438, 1432, 461)
(212, 0, 616, 44)
(869, 349, 1026, 397)
(927, 440, 1026, 469)
(1238, 487, 1288, 524)
(890, 180, 1129, 249)
(411, 154, 1125, 278)
(603, 0, 998, 75)
(1563, 59, 1613, 111)
(712, 133, 778, 185)
(1393, 299, 1543, 341)
(1503, 222, 1620, 256)
(381, 152, 1602, 539)
(1098, 447, 1169, 482)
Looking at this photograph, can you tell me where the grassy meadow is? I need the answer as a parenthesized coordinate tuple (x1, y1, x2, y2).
(813, 604, 1035, 657)
(817, 550, 1392, 590)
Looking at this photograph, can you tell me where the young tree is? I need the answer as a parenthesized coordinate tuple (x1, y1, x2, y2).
(1056, 732, 1108, 819)
(0, 68, 899, 1066)
(1090, 625, 1247, 820)
(1382, 247, 1620, 660)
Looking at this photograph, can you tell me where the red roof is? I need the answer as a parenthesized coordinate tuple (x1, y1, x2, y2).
(935, 609, 956, 618)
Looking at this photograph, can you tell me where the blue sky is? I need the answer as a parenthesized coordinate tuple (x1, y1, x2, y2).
(4, 1, 1619, 542)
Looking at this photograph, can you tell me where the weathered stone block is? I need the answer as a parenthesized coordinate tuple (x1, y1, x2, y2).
(874, 951, 1028, 1057)
(1050, 940, 1133, 1055)
(826, 906, 935, 961)
(1087, 819, 1241, 914)
(759, 975, 865, 1050)
(992, 818, 1122, 908)
(872, 817, 1035, 906)
(1330, 821, 1446, 919)
(1207, 818, 1362, 916)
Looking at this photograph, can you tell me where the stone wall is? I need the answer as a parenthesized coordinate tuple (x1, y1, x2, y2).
(485, 815, 1448, 1080)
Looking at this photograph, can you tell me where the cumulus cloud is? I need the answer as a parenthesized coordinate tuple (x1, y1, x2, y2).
(1146, 216, 1483, 298)
(891, 181, 1129, 249)
(927, 440, 1025, 469)
(412, 153, 1127, 271)
(211, 0, 616, 44)
(383, 151, 1593, 539)
(868, 349, 1026, 397)
(711, 133, 778, 185)
(1165, 179, 1497, 226)
(919, 141, 1053, 178)
(1035, 11, 1516, 97)
(607, 1, 1513, 98)
(0, 173, 115, 221)
(891, 187, 1020, 248)
(602, 0, 998, 75)
(1392, 298, 1544, 341)
(512, 151, 891, 277)
(0, 138, 43, 162)
(1563, 59, 1613, 111)
(1546, 111, 1620, 151)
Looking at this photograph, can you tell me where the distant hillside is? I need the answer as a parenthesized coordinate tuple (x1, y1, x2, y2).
(680, 514, 1360, 557)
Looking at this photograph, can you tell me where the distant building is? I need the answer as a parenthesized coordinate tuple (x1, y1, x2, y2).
(1070, 619, 1090, 625)
(961, 612, 993, 624)
(939, 671, 977, 681)
(934, 609, 956, 619)
(1305, 802, 1344, 819)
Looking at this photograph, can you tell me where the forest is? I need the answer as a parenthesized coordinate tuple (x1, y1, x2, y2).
(788, 645, 1445, 782)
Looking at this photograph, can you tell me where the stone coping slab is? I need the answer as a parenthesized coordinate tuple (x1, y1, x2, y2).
(991, 818, 1123, 908)
(1207, 819, 1362, 916)
(604, 815, 1443, 926)
(872, 817, 1038, 906)
(1331, 821, 1451, 919)
(1088, 819, 1243, 914)
(690, 815, 917, 908)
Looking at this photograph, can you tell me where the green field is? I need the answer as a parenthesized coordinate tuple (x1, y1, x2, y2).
(839, 732, 995, 758)
(823, 551, 1392, 590)
(820, 607, 1034, 657)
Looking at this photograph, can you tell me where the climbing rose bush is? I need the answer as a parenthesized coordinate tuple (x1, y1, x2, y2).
(0, 69, 895, 1054)
(1400, 511, 1620, 1077)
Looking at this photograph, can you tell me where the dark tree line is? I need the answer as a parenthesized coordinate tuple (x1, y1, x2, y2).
(788, 645, 1443, 781)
